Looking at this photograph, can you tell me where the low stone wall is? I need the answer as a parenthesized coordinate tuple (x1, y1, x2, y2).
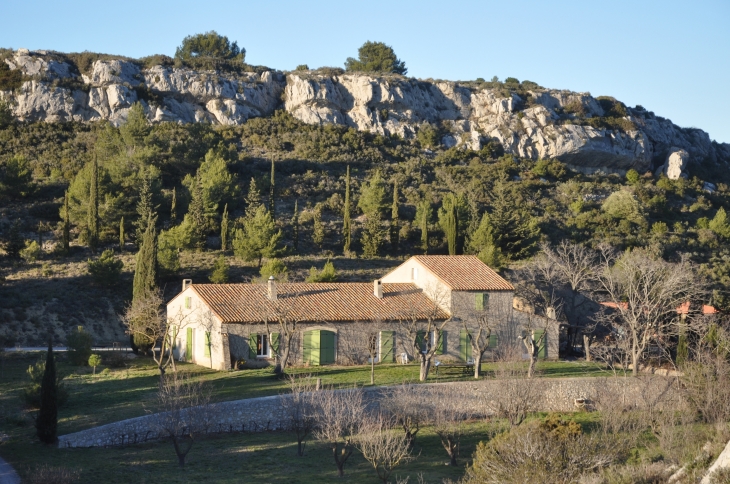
(58, 376, 682, 448)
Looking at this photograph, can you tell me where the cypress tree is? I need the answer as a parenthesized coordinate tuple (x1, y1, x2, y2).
(269, 158, 276, 221)
(390, 181, 399, 253)
(132, 214, 158, 303)
(416, 199, 431, 254)
(441, 194, 458, 256)
(119, 216, 125, 251)
(343, 165, 351, 253)
(170, 187, 177, 221)
(244, 178, 262, 217)
(313, 204, 325, 249)
(221, 203, 229, 252)
(189, 172, 206, 251)
(292, 200, 299, 253)
(62, 191, 70, 253)
(38, 221, 43, 249)
(87, 156, 99, 250)
(36, 340, 58, 444)
(134, 175, 153, 245)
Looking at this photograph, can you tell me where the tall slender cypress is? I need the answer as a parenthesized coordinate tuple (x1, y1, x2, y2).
(269, 158, 276, 221)
(189, 172, 206, 251)
(170, 187, 177, 222)
(132, 214, 158, 303)
(119, 216, 125, 251)
(135, 175, 153, 245)
(36, 340, 58, 444)
(87, 155, 99, 250)
(292, 200, 299, 253)
(390, 181, 399, 253)
(62, 191, 70, 253)
(343, 165, 351, 253)
(220, 203, 229, 252)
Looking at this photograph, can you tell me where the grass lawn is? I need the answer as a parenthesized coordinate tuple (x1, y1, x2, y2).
(0, 351, 612, 481)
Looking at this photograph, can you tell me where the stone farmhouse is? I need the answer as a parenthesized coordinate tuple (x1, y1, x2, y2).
(166, 255, 558, 370)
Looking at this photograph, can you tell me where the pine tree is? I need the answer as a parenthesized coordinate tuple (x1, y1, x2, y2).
(36, 340, 58, 444)
(220, 203, 229, 252)
(361, 212, 385, 258)
(357, 170, 388, 217)
(292, 200, 299, 253)
(390, 181, 399, 253)
(343, 165, 351, 253)
(416, 199, 431, 254)
(2, 219, 24, 258)
(87, 156, 99, 251)
(170, 187, 177, 222)
(269, 158, 276, 221)
(132, 214, 158, 303)
(119, 216, 125, 251)
(467, 212, 504, 270)
(134, 175, 153, 245)
(232, 205, 282, 267)
(62, 191, 70, 253)
(188, 172, 206, 251)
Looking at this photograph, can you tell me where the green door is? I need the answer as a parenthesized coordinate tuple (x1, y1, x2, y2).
(534, 330, 546, 359)
(460, 329, 472, 361)
(379, 331, 395, 363)
(303, 330, 335, 366)
(320, 331, 335, 365)
(186, 327, 193, 362)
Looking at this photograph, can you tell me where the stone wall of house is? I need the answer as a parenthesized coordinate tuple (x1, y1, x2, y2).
(57, 376, 682, 448)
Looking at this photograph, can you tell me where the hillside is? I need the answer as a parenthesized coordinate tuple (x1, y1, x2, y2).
(2, 48, 730, 346)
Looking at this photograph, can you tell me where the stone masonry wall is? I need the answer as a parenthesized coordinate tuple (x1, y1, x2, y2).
(58, 376, 681, 448)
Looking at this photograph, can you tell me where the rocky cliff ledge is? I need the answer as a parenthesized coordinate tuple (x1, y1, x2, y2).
(2, 49, 728, 174)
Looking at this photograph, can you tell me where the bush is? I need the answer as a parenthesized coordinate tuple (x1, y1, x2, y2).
(19, 240, 41, 262)
(1, 155, 34, 198)
(25, 465, 80, 484)
(174, 31, 245, 70)
(87, 249, 123, 286)
(626, 169, 640, 184)
(306, 259, 337, 282)
(259, 258, 287, 280)
(103, 352, 127, 368)
(22, 358, 68, 409)
(344, 41, 407, 75)
(88, 354, 102, 374)
(416, 123, 439, 148)
(209, 254, 230, 283)
(295, 64, 309, 71)
(66, 327, 93, 366)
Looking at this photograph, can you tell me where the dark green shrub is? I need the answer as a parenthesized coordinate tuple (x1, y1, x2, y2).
(344, 41, 407, 75)
(23, 357, 68, 408)
(306, 259, 337, 282)
(66, 327, 93, 366)
(209, 254, 230, 283)
(87, 249, 123, 286)
(102, 352, 127, 368)
(295, 64, 309, 71)
(0, 60, 23, 91)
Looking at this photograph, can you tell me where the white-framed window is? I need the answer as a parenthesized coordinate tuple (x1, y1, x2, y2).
(184, 296, 192, 309)
(411, 267, 418, 280)
(256, 334, 269, 358)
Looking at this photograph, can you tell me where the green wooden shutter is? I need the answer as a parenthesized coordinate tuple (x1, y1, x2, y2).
(488, 334, 498, 349)
(186, 327, 193, 362)
(185, 296, 191, 309)
(321, 331, 335, 365)
(303, 331, 312, 365)
(249, 334, 257, 358)
(204, 332, 211, 357)
(436, 331, 445, 354)
(311, 330, 321, 366)
(415, 331, 426, 353)
(535, 330, 546, 359)
(270, 333, 280, 355)
(460, 329, 472, 361)
(379, 331, 395, 363)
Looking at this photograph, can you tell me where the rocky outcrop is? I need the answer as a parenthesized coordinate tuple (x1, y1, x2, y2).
(2, 49, 728, 174)
(655, 147, 690, 179)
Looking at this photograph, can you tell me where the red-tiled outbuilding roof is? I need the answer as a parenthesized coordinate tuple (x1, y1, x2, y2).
(410, 255, 514, 291)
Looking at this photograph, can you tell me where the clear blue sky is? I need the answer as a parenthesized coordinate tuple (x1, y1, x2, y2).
(2, 0, 728, 143)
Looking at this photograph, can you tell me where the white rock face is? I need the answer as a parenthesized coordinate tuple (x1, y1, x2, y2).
(701, 440, 730, 484)
(655, 148, 690, 179)
(1, 49, 728, 173)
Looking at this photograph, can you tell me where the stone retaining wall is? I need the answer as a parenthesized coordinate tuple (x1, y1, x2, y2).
(58, 376, 682, 448)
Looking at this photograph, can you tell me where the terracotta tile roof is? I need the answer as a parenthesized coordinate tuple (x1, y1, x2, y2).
(190, 283, 449, 324)
(410, 255, 514, 291)
(603, 301, 719, 315)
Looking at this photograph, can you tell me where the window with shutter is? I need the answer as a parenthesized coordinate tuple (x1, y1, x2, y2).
(415, 331, 426, 353)
(436, 331, 446, 354)
(534, 330, 546, 358)
(249, 334, 258, 359)
(186, 327, 193, 362)
(270, 333, 280, 355)
(475, 293, 489, 310)
(185, 297, 191, 309)
(488, 334, 499, 349)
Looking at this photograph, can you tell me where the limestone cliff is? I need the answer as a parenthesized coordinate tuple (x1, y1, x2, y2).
(2, 49, 728, 174)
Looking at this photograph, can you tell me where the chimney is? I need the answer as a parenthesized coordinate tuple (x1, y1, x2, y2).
(268, 276, 277, 301)
(374, 279, 383, 299)
(182, 279, 192, 292)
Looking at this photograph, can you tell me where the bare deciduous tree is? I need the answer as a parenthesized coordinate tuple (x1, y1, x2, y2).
(486, 362, 542, 426)
(382, 383, 428, 448)
(312, 387, 366, 478)
(338, 319, 387, 385)
(153, 372, 212, 467)
(258, 285, 303, 376)
(356, 413, 413, 483)
(431, 390, 465, 466)
(396, 283, 450, 381)
(463, 313, 493, 379)
(595, 248, 704, 376)
(281, 374, 317, 456)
